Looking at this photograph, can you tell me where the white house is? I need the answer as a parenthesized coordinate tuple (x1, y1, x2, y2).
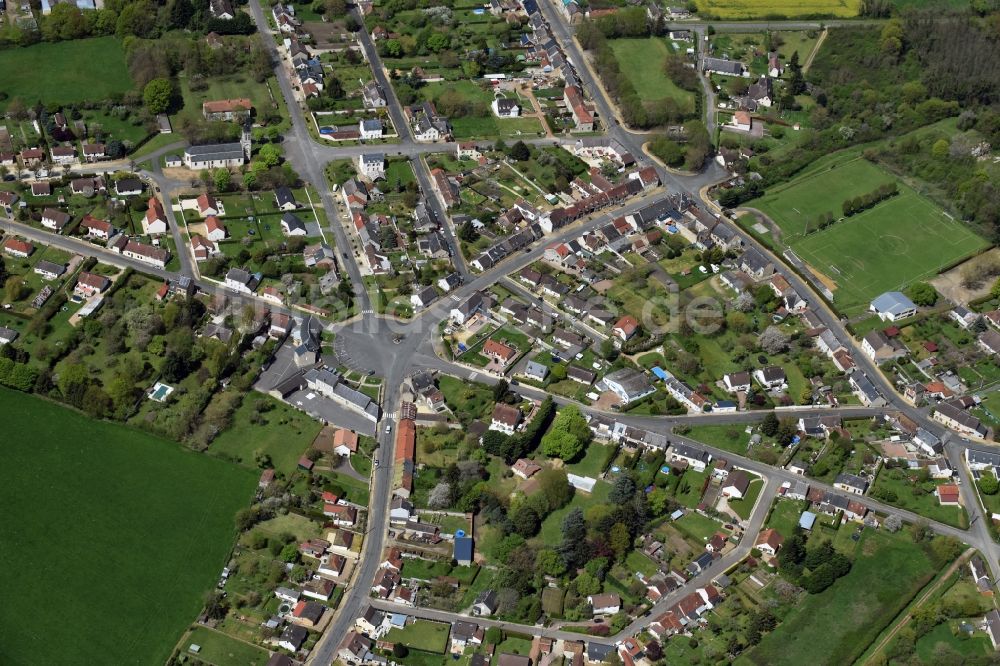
(491, 97, 520, 118)
(41, 208, 72, 232)
(410, 285, 438, 310)
(143, 197, 168, 235)
(359, 119, 383, 140)
(833, 473, 868, 495)
(183, 140, 247, 169)
(721, 470, 751, 499)
(588, 593, 621, 615)
(204, 216, 227, 242)
(224, 268, 258, 294)
(754, 366, 787, 391)
(80, 215, 113, 240)
(281, 212, 308, 236)
(723, 371, 751, 393)
(389, 497, 414, 523)
(358, 153, 385, 180)
(730, 111, 752, 132)
(489, 403, 522, 435)
(669, 442, 711, 473)
(275, 186, 298, 211)
(278, 625, 308, 652)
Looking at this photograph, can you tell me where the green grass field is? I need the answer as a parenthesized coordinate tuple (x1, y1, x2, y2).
(385, 619, 451, 653)
(756, 157, 896, 238)
(674, 512, 724, 543)
(608, 38, 697, 114)
(914, 621, 992, 663)
(0, 37, 134, 111)
(695, 0, 860, 18)
(0, 388, 256, 666)
(183, 627, 271, 666)
(208, 393, 323, 475)
(174, 73, 287, 129)
(755, 157, 987, 314)
(729, 478, 764, 519)
(870, 469, 969, 528)
(740, 528, 936, 665)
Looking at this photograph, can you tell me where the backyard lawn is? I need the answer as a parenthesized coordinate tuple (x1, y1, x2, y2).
(181, 627, 270, 666)
(208, 392, 323, 475)
(740, 528, 937, 666)
(438, 374, 495, 423)
(0, 37, 133, 111)
(0, 388, 256, 666)
(686, 424, 752, 456)
(565, 442, 614, 478)
(401, 558, 453, 581)
(385, 619, 451, 653)
(729, 478, 764, 520)
(914, 621, 992, 663)
(766, 497, 807, 539)
(870, 468, 969, 528)
(674, 512, 725, 543)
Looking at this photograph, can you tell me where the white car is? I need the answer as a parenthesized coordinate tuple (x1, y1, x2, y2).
(385, 424, 392, 434)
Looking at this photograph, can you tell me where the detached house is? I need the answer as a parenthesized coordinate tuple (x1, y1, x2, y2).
(3, 237, 34, 258)
(588, 593, 621, 615)
(202, 98, 252, 122)
(833, 473, 868, 495)
(357, 153, 385, 180)
(563, 85, 593, 131)
(756, 528, 784, 556)
(41, 208, 72, 232)
(281, 212, 308, 236)
(115, 178, 144, 197)
(197, 193, 220, 217)
(204, 216, 227, 242)
(723, 371, 751, 393)
(81, 143, 106, 162)
(754, 366, 787, 391)
(74, 271, 110, 297)
(122, 241, 170, 268)
(602, 368, 655, 404)
(612, 315, 639, 341)
(80, 215, 113, 240)
(721, 469, 751, 499)
(0, 191, 17, 216)
(491, 97, 520, 118)
(489, 403, 522, 434)
(50, 145, 76, 164)
(861, 330, 907, 364)
(143, 197, 168, 235)
(275, 186, 298, 211)
(191, 234, 219, 261)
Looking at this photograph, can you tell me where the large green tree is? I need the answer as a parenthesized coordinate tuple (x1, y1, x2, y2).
(142, 78, 174, 115)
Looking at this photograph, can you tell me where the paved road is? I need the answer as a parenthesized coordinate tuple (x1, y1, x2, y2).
(248, 0, 372, 313)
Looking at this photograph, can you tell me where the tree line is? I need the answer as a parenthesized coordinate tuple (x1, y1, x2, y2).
(576, 13, 699, 129)
(842, 181, 898, 217)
